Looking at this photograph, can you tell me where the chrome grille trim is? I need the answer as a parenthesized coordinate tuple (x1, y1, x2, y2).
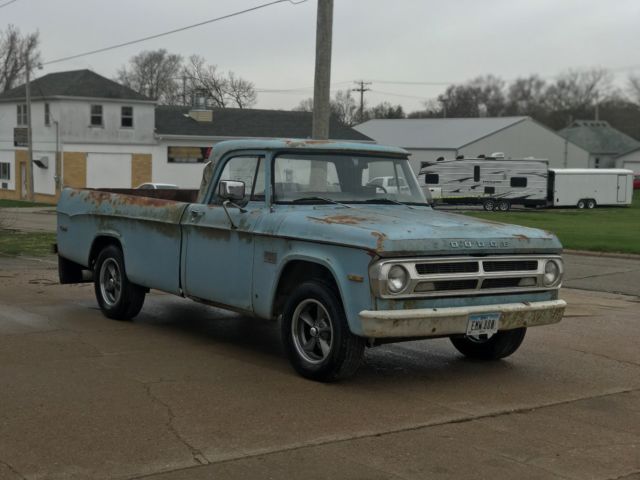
(369, 255, 563, 299)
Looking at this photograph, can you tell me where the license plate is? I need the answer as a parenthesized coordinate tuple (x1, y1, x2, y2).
(466, 312, 500, 337)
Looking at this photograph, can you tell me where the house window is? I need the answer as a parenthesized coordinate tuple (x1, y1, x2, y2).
(44, 103, 51, 126)
(167, 146, 212, 163)
(121, 106, 133, 128)
(510, 177, 527, 188)
(90, 105, 103, 126)
(17, 104, 27, 126)
(474, 165, 480, 182)
(0, 162, 10, 180)
(424, 173, 439, 185)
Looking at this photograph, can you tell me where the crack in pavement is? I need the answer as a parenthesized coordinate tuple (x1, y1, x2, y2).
(142, 383, 209, 467)
(127, 387, 640, 480)
(568, 348, 640, 368)
(0, 458, 27, 480)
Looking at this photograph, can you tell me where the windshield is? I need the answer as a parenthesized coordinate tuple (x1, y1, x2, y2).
(273, 154, 428, 205)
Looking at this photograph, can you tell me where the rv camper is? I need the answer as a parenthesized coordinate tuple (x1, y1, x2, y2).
(419, 157, 549, 211)
(548, 169, 634, 208)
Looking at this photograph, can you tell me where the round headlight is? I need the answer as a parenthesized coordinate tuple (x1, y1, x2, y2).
(543, 260, 561, 287)
(387, 265, 409, 294)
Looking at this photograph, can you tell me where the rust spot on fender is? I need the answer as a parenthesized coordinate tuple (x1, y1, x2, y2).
(371, 231, 387, 251)
(307, 215, 367, 225)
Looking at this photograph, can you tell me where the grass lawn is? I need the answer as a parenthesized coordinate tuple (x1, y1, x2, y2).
(0, 199, 55, 208)
(0, 231, 56, 257)
(464, 190, 640, 255)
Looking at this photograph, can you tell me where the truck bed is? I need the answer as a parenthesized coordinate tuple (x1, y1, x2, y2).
(57, 188, 198, 295)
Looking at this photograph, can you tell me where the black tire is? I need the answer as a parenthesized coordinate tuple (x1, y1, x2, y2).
(483, 199, 496, 211)
(497, 199, 511, 211)
(450, 327, 526, 360)
(586, 199, 596, 209)
(577, 199, 586, 209)
(93, 245, 146, 320)
(281, 281, 365, 382)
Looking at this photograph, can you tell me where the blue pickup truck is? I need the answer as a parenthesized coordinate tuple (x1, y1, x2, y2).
(57, 139, 566, 381)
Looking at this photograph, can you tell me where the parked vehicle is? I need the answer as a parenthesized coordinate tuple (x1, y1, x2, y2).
(419, 157, 549, 211)
(633, 175, 640, 190)
(136, 183, 179, 190)
(367, 176, 411, 194)
(548, 169, 634, 208)
(57, 140, 566, 381)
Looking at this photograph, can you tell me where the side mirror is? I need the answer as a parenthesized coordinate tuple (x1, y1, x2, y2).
(218, 180, 245, 201)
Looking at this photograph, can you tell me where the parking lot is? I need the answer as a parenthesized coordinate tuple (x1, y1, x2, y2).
(0, 253, 638, 480)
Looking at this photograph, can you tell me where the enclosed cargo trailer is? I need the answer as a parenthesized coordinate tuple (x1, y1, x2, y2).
(548, 169, 634, 208)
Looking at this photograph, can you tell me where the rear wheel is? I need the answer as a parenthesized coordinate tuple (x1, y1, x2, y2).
(450, 328, 526, 360)
(586, 199, 596, 209)
(281, 281, 365, 382)
(483, 199, 496, 211)
(497, 199, 511, 211)
(94, 245, 145, 320)
(577, 199, 586, 209)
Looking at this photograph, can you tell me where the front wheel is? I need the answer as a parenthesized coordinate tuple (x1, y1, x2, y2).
(450, 328, 526, 360)
(94, 245, 146, 320)
(281, 281, 365, 382)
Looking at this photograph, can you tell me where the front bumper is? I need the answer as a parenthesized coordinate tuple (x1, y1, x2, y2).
(359, 299, 566, 338)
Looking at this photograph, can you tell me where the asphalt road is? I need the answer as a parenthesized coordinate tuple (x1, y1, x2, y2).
(0, 257, 638, 480)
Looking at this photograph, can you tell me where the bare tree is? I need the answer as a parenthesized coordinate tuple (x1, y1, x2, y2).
(0, 25, 41, 93)
(293, 90, 358, 125)
(628, 74, 640, 105)
(362, 102, 405, 121)
(184, 55, 257, 109)
(505, 75, 548, 116)
(545, 68, 613, 112)
(117, 49, 183, 103)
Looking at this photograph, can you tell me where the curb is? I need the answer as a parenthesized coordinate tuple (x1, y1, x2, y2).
(564, 249, 640, 260)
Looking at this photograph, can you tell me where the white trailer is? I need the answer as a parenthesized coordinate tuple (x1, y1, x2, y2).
(418, 157, 549, 211)
(549, 169, 634, 208)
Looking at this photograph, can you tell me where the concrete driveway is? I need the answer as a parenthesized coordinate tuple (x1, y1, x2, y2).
(0, 258, 638, 480)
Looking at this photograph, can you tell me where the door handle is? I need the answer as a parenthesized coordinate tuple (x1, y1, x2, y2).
(190, 210, 204, 220)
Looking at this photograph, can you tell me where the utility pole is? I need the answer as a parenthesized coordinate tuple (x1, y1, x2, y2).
(312, 0, 333, 140)
(351, 80, 371, 123)
(25, 51, 34, 201)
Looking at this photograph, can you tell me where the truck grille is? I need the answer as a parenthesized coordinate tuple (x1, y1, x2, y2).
(371, 255, 562, 299)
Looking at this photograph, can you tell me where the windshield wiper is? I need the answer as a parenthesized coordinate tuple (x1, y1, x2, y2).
(291, 196, 351, 208)
(362, 198, 414, 209)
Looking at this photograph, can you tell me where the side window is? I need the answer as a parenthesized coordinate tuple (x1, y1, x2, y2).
(121, 106, 134, 128)
(474, 165, 480, 182)
(510, 177, 527, 188)
(424, 173, 439, 185)
(90, 105, 103, 126)
(215, 156, 264, 203)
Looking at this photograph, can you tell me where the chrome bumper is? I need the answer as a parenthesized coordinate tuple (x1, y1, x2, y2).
(359, 299, 566, 338)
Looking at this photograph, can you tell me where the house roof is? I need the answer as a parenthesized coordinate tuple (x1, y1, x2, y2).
(155, 106, 372, 141)
(353, 117, 529, 149)
(0, 69, 151, 102)
(558, 120, 640, 155)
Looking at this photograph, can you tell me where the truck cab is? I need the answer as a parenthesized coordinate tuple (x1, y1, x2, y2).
(57, 139, 566, 382)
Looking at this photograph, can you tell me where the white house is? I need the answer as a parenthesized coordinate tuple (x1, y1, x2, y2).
(558, 120, 640, 169)
(354, 117, 591, 173)
(0, 69, 156, 202)
(615, 146, 640, 174)
(0, 69, 371, 203)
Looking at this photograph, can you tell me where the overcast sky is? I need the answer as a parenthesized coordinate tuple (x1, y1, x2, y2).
(3, 0, 639, 112)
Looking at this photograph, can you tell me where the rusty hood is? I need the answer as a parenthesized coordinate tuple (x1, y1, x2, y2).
(267, 205, 561, 257)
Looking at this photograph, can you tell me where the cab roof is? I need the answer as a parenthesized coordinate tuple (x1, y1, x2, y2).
(210, 139, 408, 163)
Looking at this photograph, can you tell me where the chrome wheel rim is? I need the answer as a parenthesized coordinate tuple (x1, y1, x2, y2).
(292, 299, 333, 364)
(99, 258, 122, 307)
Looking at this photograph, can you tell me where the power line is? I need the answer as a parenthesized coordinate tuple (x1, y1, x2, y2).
(42, 0, 308, 66)
(0, 0, 19, 9)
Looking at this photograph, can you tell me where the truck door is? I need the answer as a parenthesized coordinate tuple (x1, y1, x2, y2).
(182, 155, 266, 312)
(617, 175, 627, 203)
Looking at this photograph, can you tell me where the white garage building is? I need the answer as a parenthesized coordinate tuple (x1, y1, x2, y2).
(616, 146, 640, 174)
(354, 117, 591, 173)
